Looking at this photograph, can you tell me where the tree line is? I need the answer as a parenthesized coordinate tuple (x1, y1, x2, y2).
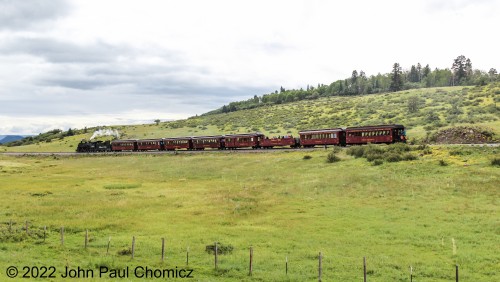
(2, 128, 80, 147)
(206, 55, 498, 115)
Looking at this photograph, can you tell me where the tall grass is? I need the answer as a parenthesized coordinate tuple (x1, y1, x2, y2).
(0, 147, 498, 281)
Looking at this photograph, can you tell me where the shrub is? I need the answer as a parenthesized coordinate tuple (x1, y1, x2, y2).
(402, 153, 417, 161)
(385, 152, 402, 162)
(387, 143, 411, 153)
(331, 146, 342, 153)
(422, 148, 432, 155)
(326, 152, 341, 163)
(205, 243, 233, 255)
(372, 159, 383, 166)
(365, 152, 384, 162)
(439, 159, 448, 166)
(303, 155, 312, 160)
(364, 144, 386, 155)
(347, 146, 364, 158)
(416, 144, 429, 151)
(492, 158, 500, 166)
(449, 149, 472, 156)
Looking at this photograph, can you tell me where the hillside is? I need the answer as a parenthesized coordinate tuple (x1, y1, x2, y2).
(0, 135, 27, 144)
(1, 83, 499, 152)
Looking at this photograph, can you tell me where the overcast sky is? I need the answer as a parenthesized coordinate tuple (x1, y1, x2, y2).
(0, 0, 498, 135)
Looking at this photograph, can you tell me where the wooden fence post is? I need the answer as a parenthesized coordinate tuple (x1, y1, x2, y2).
(318, 252, 322, 282)
(131, 236, 135, 259)
(161, 238, 165, 262)
(363, 256, 367, 282)
(410, 265, 413, 282)
(286, 256, 288, 275)
(455, 264, 459, 282)
(214, 242, 218, 270)
(186, 246, 189, 266)
(249, 246, 253, 276)
(60, 227, 64, 245)
(106, 236, 111, 255)
(85, 229, 88, 249)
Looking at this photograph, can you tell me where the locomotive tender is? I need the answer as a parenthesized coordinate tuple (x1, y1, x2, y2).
(76, 124, 406, 152)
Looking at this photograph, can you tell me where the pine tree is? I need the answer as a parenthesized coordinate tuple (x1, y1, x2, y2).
(390, 63, 404, 92)
(452, 55, 472, 85)
(417, 63, 422, 82)
(488, 68, 498, 81)
(422, 64, 431, 78)
(409, 65, 419, 82)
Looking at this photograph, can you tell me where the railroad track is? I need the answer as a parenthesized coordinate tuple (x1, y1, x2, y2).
(1, 143, 497, 157)
(0, 147, 320, 156)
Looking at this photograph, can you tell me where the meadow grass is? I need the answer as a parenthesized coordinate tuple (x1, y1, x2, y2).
(0, 146, 498, 281)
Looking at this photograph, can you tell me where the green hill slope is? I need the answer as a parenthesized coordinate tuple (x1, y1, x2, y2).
(2, 84, 499, 152)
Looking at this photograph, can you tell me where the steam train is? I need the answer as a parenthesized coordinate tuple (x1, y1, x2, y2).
(76, 124, 406, 153)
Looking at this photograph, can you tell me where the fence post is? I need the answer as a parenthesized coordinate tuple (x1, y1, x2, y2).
(410, 265, 413, 282)
(363, 256, 367, 282)
(318, 252, 322, 282)
(43, 226, 46, 242)
(214, 242, 218, 270)
(249, 246, 253, 276)
(131, 236, 135, 259)
(455, 264, 459, 282)
(9, 219, 12, 232)
(186, 246, 189, 266)
(85, 229, 88, 249)
(60, 227, 64, 245)
(161, 238, 165, 262)
(286, 256, 288, 275)
(106, 236, 111, 255)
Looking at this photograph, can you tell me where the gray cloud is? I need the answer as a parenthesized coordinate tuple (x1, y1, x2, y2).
(0, 0, 71, 30)
(0, 36, 270, 119)
(0, 37, 128, 63)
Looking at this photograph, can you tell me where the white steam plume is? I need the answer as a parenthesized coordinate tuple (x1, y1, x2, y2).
(90, 129, 120, 140)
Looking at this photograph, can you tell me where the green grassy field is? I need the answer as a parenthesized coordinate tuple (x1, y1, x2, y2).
(1, 146, 498, 281)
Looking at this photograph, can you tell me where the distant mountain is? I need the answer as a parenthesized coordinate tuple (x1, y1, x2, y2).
(0, 135, 27, 144)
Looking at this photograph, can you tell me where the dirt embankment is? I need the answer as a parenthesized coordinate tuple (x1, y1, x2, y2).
(428, 126, 497, 144)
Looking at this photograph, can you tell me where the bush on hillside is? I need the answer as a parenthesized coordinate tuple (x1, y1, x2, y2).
(347, 143, 417, 163)
(326, 152, 341, 163)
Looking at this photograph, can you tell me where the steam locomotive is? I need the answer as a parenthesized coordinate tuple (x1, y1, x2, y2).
(77, 124, 406, 152)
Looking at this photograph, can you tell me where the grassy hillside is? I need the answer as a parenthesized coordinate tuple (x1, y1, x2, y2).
(0, 147, 498, 281)
(2, 84, 499, 152)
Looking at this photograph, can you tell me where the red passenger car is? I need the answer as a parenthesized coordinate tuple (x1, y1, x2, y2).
(345, 124, 406, 145)
(260, 135, 299, 148)
(111, 140, 138, 151)
(191, 136, 224, 150)
(164, 137, 192, 150)
(224, 133, 264, 149)
(136, 139, 164, 151)
(299, 128, 345, 147)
